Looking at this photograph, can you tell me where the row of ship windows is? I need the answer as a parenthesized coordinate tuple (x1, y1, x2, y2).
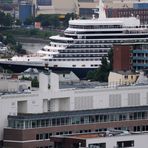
(60, 49, 108, 53)
(68, 45, 111, 48)
(51, 38, 148, 44)
(69, 24, 148, 29)
(48, 58, 101, 61)
(50, 64, 99, 68)
(8, 111, 148, 129)
(78, 35, 148, 40)
(54, 55, 106, 57)
(69, 25, 122, 29)
(74, 39, 147, 43)
(65, 31, 123, 34)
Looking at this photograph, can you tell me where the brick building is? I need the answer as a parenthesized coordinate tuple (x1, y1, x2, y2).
(106, 8, 148, 24)
(4, 106, 148, 148)
(113, 44, 132, 71)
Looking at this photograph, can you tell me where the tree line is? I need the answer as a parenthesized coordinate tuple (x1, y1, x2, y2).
(0, 10, 76, 29)
(0, 11, 14, 27)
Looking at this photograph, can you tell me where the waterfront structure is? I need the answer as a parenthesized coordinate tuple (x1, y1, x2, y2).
(1, 0, 148, 78)
(0, 72, 148, 147)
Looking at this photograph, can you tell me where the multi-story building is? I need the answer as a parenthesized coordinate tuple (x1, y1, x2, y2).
(0, 72, 148, 147)
(106, 7, 148, 25)
(132, 43, 148, 71)
(108, 71, 139, 86)
(113, 43, 148, 72)
(113, 44, 132, 71)
(4, 105, 148, 148)
(51, 132, 148, 148)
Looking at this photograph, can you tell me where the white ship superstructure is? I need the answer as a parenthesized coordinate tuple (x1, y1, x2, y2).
(0, 0, 148, 78)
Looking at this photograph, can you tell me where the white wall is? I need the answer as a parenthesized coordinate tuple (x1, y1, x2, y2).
(86, 133, 148, 148)
(1, 72, 148, 141)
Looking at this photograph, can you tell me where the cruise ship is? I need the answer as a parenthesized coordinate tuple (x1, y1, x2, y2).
(0, 0, 148, 78)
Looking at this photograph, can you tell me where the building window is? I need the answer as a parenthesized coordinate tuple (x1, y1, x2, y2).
(89, 143, 106, 148)
(36, 134, 39, 140)
(37, 0, 52, 6)
(124, 75, 128, 79)
(117, 140, 134, 147)
(79, 8, 95, 17)
(36, 133, 52, 140)
(78, 0, 94, 2)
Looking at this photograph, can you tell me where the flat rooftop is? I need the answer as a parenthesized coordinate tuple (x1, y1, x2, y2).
(51, 131, 148, 140)
(8, 105, 148, 120)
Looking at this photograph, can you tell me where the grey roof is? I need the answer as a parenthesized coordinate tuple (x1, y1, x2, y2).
(8, 105, 148, 120)
(23, 68, 39, 74)
(113, 70, 138, 75)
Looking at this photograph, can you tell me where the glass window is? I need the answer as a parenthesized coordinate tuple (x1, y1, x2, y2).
(45, 133, 49, 139)
(36, 134, 39, 140)
(40, 134, 44, 140)
(117, 140, 134, 147)
(37, 0, 52, 6)
(32, 120, 37, 128)
(89, 143, 106, 148)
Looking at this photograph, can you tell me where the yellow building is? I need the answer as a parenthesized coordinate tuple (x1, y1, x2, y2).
(32, 0, 99, 16)
(108, 71, 139, 87)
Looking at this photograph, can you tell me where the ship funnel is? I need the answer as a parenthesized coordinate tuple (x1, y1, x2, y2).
(98, 0, 106, 19)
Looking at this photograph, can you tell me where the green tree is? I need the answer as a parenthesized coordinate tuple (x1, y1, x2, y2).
(31, 77, 39, 87)
(24, 17, 34, 26)
(0, 11, 14, 27)
(86, 70, 96, 80)
(3, 13, 14, 27)
(95, 57, 110, 82)
(49, 14, 60, 28)
(4, 34, 16, 45)
(0, 34, 3, 42)
(63, 13, 77, 28)
(86, 49, 113, 82)
(0, 11, 5, 26)
(15, 42, 27, 54)
(35, 14, 60, 28)
(15, 19, 22, 26)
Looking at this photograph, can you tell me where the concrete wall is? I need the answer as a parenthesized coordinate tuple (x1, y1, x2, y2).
(36, 0, 76, 15)
(86, 133, 148, 148)
(1, 72, 148, 141)
(0, 79, 31, 92)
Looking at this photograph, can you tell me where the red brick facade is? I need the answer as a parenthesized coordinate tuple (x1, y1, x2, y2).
(113, 45, 132, 71)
